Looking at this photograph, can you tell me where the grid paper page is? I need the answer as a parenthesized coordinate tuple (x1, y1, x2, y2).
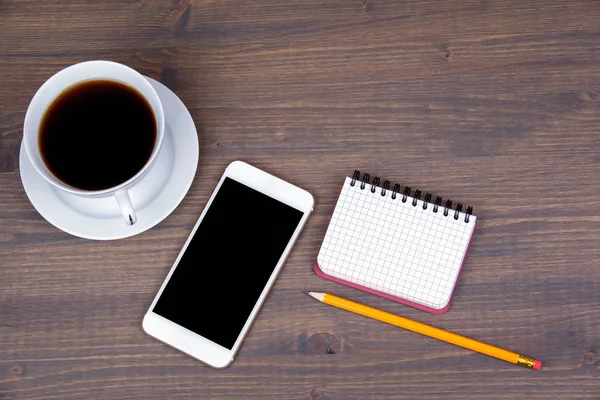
(317, 177, 477, 310)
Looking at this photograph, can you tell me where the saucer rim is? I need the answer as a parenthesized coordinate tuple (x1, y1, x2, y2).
(19, 76, 199, 240)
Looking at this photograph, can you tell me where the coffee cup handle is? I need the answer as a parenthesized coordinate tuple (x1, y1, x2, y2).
(114, 189, 137, 226)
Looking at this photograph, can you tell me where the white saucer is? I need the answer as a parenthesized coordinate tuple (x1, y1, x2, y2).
(19, 77, 199, 240)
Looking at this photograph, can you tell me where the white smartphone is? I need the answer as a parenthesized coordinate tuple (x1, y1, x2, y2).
(143, 160, 314, 368)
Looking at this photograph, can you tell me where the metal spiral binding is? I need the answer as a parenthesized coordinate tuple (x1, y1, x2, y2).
(433, 196, 442, 213)
(402, 187, 411, 202)
(465, 206, 473, 223)
(381, 180, 390, 196)
(360, 173, 370, 190)
(350, 170, 473, 223)
(454, 203, 463, 220)
(444, 200, 452, 216)
(371, 177, 380, 193)
(392, 183, 400, 199)
(423, 193, 432, 210)
(350, 170, 361, 186)
(412, 190, 421, 206)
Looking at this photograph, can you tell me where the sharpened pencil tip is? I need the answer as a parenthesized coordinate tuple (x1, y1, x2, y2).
(305, 291, 325, 302)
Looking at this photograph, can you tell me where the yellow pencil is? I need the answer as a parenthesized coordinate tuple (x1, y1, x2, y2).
(307, 292, 542, 370)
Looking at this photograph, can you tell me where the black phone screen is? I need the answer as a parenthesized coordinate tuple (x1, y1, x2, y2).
(153, 177, 304, 350)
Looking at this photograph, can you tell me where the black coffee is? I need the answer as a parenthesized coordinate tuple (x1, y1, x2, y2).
(39, 79, 157, 191)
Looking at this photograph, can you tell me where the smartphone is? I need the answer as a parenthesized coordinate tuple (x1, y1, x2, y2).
(142, 160, 314, 368)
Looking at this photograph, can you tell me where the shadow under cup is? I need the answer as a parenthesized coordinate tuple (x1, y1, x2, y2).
(23, 60, 165, 226)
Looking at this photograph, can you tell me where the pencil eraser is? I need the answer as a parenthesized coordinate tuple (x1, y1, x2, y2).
(533, 360, 542, 370)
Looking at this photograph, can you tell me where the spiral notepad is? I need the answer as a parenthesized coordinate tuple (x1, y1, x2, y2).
(314, 171, 477, 314)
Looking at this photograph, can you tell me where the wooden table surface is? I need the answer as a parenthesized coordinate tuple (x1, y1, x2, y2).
(1, 1, 599, 399)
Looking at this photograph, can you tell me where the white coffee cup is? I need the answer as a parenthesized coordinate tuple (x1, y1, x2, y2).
(23, 60, 165, 226)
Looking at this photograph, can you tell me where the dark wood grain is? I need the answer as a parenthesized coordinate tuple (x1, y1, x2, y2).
(1, 0, 599, 398)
